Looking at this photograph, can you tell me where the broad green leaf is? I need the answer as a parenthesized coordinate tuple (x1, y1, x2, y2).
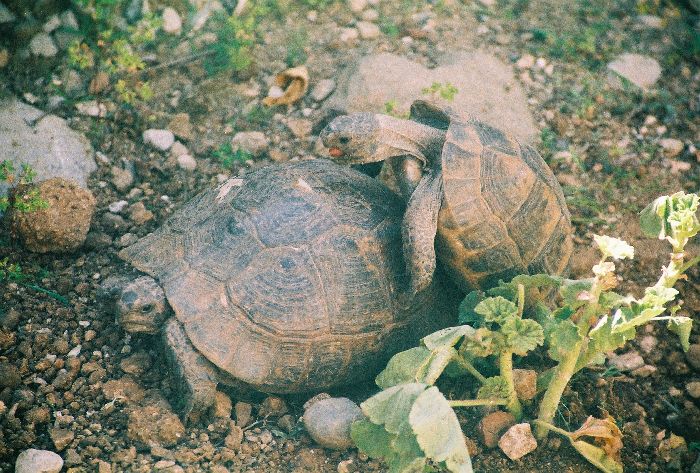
(423, 325, 475, 350)
(642, 286, 679, 307)
(458, 291, 485, 325)
(351, 419, 396, 459)
(376, 347, 433, 389)
(593, 235, 634, 260)
(477, 376, 509, 400)
(570, 441, 624, 473)
(459, 327, 497, 358)
(667, 192, 700, 240)
(580, 316, 635, 369)
(386, 454, 426, 473)
(474, 296, 518, 324)
(640, 195, 671, 239)
(487, 273, 563, 301)
(501, 318, 545, 356)
(599, 291, 630, 311)
(409, 386, 473, 473)
(420, 347, 458, 386)
(361, 383, 427, 434)
(668, 316, 692, 352)
(560, 279, 593, 309)
(388, 424, 426, 473)
(548, 320, 582, 362)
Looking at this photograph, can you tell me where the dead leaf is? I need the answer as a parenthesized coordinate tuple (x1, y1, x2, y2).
(570, 415, 623, 462)
(89, 72, 110, 95)
(262, 66, 308, 106)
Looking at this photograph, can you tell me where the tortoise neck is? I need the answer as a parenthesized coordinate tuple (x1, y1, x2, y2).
(376, 115, 446, 166)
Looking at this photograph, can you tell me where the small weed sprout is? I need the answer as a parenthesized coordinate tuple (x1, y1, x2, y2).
(383, 100, 410, 119)
(352, 192, 700, 473)
(422, 82, 459, 101)
(214, 143, 254, 168)
(0, 161, 48, 213)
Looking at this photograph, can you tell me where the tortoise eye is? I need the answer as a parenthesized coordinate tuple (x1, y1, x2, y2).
(338, 136, 350, 145)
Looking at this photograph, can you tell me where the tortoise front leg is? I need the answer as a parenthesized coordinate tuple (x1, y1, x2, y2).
(379, 156, 424, 200)
(402, 170, 444, 295)
(162, 318, 218, 424)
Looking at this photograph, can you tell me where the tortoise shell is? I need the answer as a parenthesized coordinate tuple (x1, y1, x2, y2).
(410, 100, 574, 290)
(119, 160, 457, 393)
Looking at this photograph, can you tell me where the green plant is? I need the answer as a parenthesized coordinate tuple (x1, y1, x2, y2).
(422, 82, 459, 101)
(0, 162, 48, 213)
(214, 143, 253, 168)
(352, 192, 700, 473)
(384, 100, 410, 119)
(0, 259, 68, 304)
(286, 30, 308, 67)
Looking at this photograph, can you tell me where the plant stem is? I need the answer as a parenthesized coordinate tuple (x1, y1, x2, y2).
(500, 351, 522, 420)
(534, 337, 583, 439)
(532, 419, 571, 438)
(453, 356, 487, 384)
(449, 398, 507, 408)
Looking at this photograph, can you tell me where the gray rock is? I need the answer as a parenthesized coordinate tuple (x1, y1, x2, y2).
(143, 129, 175, 151)
(176, 154, 197, 171)
(686, 381, 700, 399)
(43, 15, 61, 33)
(60, 10, 79, 29)
(357, 21, 380, 39)
(608, 351, 645, 372)
(0, 98, 96, 195)
(687, 344, 700, 371)
(303, 397, 363, 450)
(231, 131, 268, 157)
(311, 79, 336, 102)
(638, 15, 663, 29)
(15, 449, 64, 473)
(607, 54, 661, 90)
(339, 28, 359, 43)
(0, 2, 16, 23)
(162, 7, 182, 35)
(498, 423, 537, 460)
(348, 0, 367, 13)
(30, 33, 58, 57)
(324, 51, 538, 142)
(659, 138, 684, 158)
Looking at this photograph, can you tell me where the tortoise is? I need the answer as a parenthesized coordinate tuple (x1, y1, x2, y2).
(320, 99, 573, 294)
(106, 160, 457, 421)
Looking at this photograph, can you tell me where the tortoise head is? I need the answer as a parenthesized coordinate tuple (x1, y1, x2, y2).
(116, 276, 169, 334)
(321, 113, 399, 164)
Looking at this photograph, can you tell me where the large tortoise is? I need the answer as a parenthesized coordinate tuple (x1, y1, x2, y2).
(108, 160, 457, 421)
(321, 100, 573, 294)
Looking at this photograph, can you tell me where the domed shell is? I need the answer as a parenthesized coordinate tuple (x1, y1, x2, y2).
(120, 160, 457, 393)
(410, 100, 574, 290)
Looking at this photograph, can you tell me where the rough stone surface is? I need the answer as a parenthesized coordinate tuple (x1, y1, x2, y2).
(127, 404, 185, 447)
(259, 396, 288, 417)
(286, 118, 313, 138)
(177, 154, 197, 171)
(168, 113, 193, 141)
(213, 391, 232, 418)
(303, 397, 363, 450)
(659, 138, 684, 158)
(498, 423, 538, 460)
(49, 427, 74, 451)
(687, 344, 700, 371)
(29, 33, 58, 57)
(15, 449, 64, 473)
(348, 0, 367, 13)
(0, 98, 96, 194)
(143, 129, 175, 151)
(231, 131, 268, 157)
(609, 351, 645, 372)
(607, 53, 661, 90)
(478, 411, 516, 448)
(162, 7, 182, 34)
(311, 79, 336, 102)
(11, 178, 96, 253)
(325, 51, 538, 142)
(357, 21, 380, 39)
(235, 401, 253, 427)
(686, 381, 700, 399)
(513, 369, 537, 400)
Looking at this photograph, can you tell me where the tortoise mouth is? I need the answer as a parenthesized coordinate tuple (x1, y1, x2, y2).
(119, 314, 164, 335)
(328, 147, 344, 158)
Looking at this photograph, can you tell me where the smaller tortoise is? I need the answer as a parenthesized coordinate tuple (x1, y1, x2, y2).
(105, 160, 457, 421)
(321, 100, 573, 293)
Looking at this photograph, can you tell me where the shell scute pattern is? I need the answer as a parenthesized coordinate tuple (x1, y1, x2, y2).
(412, 102, 573, 290)
(120, 160, 457, 392)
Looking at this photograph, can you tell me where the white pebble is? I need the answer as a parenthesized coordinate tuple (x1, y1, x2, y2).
(143, 129, 175, 151)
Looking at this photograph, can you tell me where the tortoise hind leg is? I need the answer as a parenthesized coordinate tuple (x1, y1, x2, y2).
(402, 170, 443, 295)
(162, 318, 218, 424)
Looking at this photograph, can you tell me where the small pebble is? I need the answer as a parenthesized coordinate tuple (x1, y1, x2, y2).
(177, 154, 197, 171)
(143, 129, 175, 151)
(162, 7, 182, 35)
(303, 397, 364, 450)
(498, 423, 537, 460)
(30, 33, 58, 57)
(15, 449, 64, 473)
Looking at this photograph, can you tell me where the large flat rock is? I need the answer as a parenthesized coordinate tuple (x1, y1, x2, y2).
(324, 51, 538, 143)
(0, 98, 96, 194)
